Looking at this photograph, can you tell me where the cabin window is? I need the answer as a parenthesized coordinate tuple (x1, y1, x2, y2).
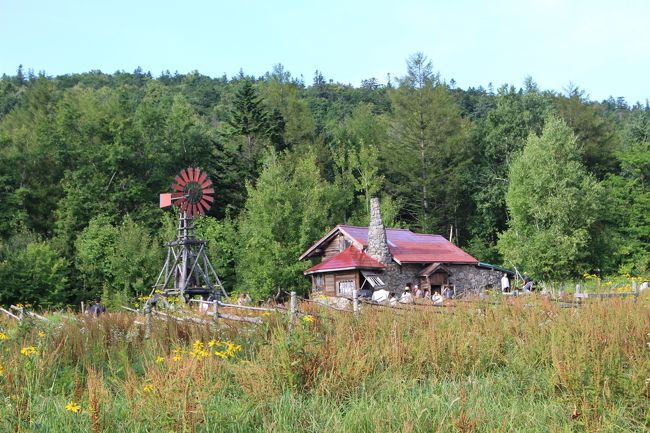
(313, 274, 325, 290)
(337, 280, 355, 297)
(338, 238, 351, 252)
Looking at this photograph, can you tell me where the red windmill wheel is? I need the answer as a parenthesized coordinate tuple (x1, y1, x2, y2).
(160, 167, 214, 217)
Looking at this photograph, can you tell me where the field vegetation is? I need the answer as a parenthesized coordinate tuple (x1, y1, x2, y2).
(0, 295, 648, 432)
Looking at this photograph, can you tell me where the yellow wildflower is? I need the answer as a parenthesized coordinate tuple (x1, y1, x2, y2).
(38, 331, 46, 338)
(190, 340, 210, 358)
(20, 346, 39, 357)
(0, 332, 9, 341)
(155, 356, 165, 364)
(208, 339, 219, 348)
(143, 384, 154, 393)
(172, 355, 182, 362)
(194, 350, 210, 358)
(192, 340, 205, 351)
(302, 315, 315, 323)
(0, 364, 4, 376)
(262, 312, 272, 317)
(65, 401, 81, 413)
(214, 351, 227, 359)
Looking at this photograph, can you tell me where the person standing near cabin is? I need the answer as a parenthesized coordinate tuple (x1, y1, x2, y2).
(87, 298, 106, 317)
(501, 272, 510, 293)
(414, 284, 423, 299)
(522, 275, 533, 292)
(399, 283, 415, 304)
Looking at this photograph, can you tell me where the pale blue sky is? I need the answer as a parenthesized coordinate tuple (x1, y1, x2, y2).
(1, 0, 648, 103)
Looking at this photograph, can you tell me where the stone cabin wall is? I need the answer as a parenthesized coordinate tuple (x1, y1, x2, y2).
(381, 263, 502, 294)
(446, 264, 501, 293)
(381, 263, 422, 292)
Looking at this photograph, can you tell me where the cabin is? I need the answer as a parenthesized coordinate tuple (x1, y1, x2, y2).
(300, 198, 511, 298)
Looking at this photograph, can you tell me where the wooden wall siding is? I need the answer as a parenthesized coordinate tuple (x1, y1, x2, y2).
(430, 272, 448, 286)
(419, 276, 431, 291)
(324, 274, 336, 295)
(322, 234, 346, 261)
(321, 233, 363, 262)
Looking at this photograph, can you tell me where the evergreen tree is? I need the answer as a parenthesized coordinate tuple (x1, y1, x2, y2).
(227, 79, 270, 158)
(385, 53, 469, 233)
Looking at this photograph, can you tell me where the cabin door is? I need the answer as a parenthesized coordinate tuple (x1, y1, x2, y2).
(429, 271, 449, 294)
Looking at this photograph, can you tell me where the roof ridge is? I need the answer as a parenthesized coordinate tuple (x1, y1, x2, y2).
(339, 224, 414, 232)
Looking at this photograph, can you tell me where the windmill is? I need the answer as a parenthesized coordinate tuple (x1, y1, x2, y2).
(151, 167, 227, 303)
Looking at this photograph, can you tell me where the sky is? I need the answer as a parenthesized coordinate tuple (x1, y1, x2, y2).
(1, 0, 648, 104)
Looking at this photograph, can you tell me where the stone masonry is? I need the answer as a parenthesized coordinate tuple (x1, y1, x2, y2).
(366, 197, 392, 265)
(446, 264, 501, 293)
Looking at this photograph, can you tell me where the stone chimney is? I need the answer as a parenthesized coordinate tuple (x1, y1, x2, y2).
(366, 197, 392, 265)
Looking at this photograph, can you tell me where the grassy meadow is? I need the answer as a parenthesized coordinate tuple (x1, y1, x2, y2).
(0, 295, 648, 432)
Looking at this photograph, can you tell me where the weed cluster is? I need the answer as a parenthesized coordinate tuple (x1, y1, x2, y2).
(0, 296, 647, 432)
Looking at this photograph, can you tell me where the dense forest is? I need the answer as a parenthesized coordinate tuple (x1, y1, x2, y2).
(0, 54, 647, 306)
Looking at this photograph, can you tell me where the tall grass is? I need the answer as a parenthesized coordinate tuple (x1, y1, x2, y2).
(0, 296, 648, 432)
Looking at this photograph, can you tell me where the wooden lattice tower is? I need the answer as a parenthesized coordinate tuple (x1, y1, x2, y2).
(151, 167, 227, 301)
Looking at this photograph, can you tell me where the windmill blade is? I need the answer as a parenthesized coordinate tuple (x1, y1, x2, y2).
(163, 168, 217, 216)
(199, 198, 211, 211)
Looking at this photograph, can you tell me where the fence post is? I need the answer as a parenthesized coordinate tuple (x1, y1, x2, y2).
(352, 289, 359, 316)
(289, 291, 297, 329)
(633, 280, 638, 303)
(80, 301, 85, 315)
(575, 284, 581, 306)
(144, 311, 151, 339)
(212, 295, 219, 322)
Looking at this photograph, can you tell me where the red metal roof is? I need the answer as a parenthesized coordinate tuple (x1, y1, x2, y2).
(304, 246, 386, 275)
(301, 225, 478, 265)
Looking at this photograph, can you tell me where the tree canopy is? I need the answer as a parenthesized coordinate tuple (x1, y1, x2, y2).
(0, 57, 647, 303)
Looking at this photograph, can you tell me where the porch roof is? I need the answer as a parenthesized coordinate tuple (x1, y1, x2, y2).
(304, 246, 385, 275)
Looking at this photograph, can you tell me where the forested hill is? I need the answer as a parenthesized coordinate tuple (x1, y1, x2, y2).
(0, 54, 648, 306)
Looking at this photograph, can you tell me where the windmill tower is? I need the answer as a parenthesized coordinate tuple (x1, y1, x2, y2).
(152, 167, 227, 302)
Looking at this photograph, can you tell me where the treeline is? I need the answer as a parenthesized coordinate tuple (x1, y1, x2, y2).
(0, 54, 647, 305)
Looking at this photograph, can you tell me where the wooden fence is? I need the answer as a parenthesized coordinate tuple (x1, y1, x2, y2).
(1, 279, 645, 333)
